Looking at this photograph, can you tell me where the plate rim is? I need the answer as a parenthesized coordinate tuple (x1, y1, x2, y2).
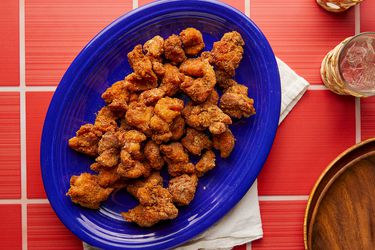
(40, 0, 281, 249)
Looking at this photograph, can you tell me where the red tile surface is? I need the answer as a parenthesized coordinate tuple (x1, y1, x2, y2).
(139, 0, 245, 12)
(25, 0, 132, 86)
(250, 0, 355, 84)
(28, 204, 82, 250)
(360, 0, 375, 32)
(26, 92, 53, 198)
(0, 0, 19, 86)
(258, 90, 356, 195)
(233, 244, 247, 250)
(252, 201, 306, 250)
(0, 92, 21, 198)
(361, 96, 375, 140)
(0, 205, 22, 250)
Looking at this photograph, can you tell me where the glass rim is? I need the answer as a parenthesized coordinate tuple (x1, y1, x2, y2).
(338, 31, 375, 95)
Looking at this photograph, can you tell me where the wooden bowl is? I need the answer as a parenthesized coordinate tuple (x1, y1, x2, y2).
(304, 138, 375, 250)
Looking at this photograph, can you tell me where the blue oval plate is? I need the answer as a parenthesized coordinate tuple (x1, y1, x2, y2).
(41, 0, 281, 249)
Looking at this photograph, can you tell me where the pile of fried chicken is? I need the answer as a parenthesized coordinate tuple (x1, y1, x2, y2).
(67, 28, 255, 227)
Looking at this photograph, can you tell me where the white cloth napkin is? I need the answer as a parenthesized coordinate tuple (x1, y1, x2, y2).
(83, 57, 309, 250)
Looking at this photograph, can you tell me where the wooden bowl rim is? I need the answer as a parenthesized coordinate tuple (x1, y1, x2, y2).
(303, 138, 375, 250)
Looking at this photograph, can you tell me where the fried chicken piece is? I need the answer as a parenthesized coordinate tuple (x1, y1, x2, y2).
(154, 97, 184, 123)
(159, 64, 185, 96)
(160, 142, 189, 163)
(117, 161, 150, 179)
(127, 44, 158, 82)
(90, 163, 125, 189)
(144, 140, 164, 170)
(122, 201, 178, 227)
(213, 129, 235, 158)
(94, 107, 118, 133)
(168, 174, 198, 206)
(181, 128, 212, 155)
(123, 175, 178, 227)
(117, 130, 147, 160)
(204, 89, 219, 105)
(97, 167, 122, 188)
(150, 115, 173, 144)
(68, 124, 102, 157)
(182, 103, 232, 134)
(127, 172, 163, 197)
(220, 83, 256, 119)
(152, 61, 165, 78)
(179, 58, 216, 103)
(67, 173, 113, 209)
(138, 88, 165, 106)
(195, 150, 216, 177)
(167, 162, 196, 177)
(211, 31, 244, 77)
(101, 80, 129, 113)
(95, 148, 119, 168)
(125, 102, 153, 135)
(119, 118, 133, 131)
(98, 131, 119, 154)
(124, 73, 157, 92)
(170, 116, 185, 141)
(180, 28, 205, 56)
(143, 35, 164, 61)
(164, 34, 186, 65)
(200, 51, 213, 64)
(215, 70, 237, 90)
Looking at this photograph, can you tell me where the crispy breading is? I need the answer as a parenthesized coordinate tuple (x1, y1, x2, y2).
(94, 107, 118, 133)
(168, 174, 198, 205)
(68, 124, 102, 157)
(143, 35, 164, 60)
(67, 173, 113, 209)
(101, 80, 129, 113)
(144, 140, 165, 170)
(167, 162, 196, 177)
(212, 129, 235, 158)
(127, 172, 163, 197)
(211, 31, 244, 77)
(138, 88, 165, 106)
(195, 150, 216, 177)
(95, 148, 119, 168)
(182, 103, 232, 134)
(160, 142, 189, 163)
(179, 58, 216, 103)
(220, 83, 256, 119)
(181, 128, 212, 155)
(164, 34, 186, 65)
(98, 131, 119, 154)
(128, 44, 158, 82)
(125, 102, 154, 135)
(180, 28, 205, 56)
(170, 116, 185, 141)
(154, 97, 184, 123)
(159, 64, 185, 96)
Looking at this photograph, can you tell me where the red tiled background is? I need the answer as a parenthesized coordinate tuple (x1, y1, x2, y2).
(0, 0, 374, 249)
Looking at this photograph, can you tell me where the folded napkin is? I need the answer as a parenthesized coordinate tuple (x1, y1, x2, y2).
(83, 57, 309, 250)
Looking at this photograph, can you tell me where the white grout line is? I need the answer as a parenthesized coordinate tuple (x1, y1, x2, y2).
(246, 242, 252, 250)
(355, 98, 361, 143)
(0, 199, 49, 204)
(0, 86, 57, 92)
(133, 0, 138, 9)
(355, 4, 360, 34)
(245, 0, 250, 17)
(308, 85, 328, 90)
(19, 0, 28, 249)
(354, 4, 361, 143)
(258, 195, 309, 201)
